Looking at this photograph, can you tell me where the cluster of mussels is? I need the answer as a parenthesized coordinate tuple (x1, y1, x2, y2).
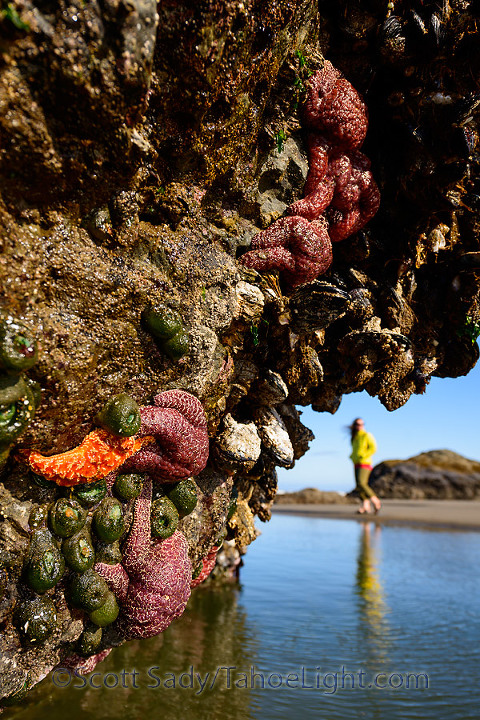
(0, 316, 40, 466)
(14, 389, 214, 672)
(239, 60, 380, 289)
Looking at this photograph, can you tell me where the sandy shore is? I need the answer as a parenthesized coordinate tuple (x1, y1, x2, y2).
(272, 499, 480, 531)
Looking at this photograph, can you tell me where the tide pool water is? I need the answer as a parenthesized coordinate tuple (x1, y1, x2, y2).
(4, 515, 480, 720)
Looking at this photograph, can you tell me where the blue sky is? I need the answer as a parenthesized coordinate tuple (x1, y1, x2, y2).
(277, 355, 480, 493)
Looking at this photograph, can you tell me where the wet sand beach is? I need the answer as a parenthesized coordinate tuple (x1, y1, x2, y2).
(272, 499, 480, 531)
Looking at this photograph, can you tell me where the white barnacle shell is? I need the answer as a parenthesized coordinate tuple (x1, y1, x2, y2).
(253, 407, 294, 468)
(235, 281, 265, 322)
(215, 414, 262, 470)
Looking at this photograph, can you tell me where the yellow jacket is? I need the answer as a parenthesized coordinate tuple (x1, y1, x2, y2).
(350, 430, 377, 465)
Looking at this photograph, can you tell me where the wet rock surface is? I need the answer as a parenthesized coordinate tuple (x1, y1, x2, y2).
(0, 0, 480, 704)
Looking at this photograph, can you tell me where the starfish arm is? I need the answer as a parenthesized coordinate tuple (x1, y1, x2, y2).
(94, 562, 129, 603)
(122, 476, 153, 576)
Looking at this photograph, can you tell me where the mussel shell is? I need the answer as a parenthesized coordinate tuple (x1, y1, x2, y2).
(290, 281, 350, 332)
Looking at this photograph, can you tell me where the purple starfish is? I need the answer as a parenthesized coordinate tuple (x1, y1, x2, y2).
(239, 215, 333, 289)
(123, 389, 209, 482)
(95, 477, 192, 639)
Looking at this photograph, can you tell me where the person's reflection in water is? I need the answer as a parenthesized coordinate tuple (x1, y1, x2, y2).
(355, 522, 391, 662)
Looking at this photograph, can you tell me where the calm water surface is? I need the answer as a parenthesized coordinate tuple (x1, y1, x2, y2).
(4, 516, 480, 720)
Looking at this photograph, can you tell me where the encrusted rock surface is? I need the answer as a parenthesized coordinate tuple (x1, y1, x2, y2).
(1, 0, 480, 705)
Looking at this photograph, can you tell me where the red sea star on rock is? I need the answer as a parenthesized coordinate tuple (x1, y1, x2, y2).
(190, 545, 219, 588)
(239, 60, 380, 288)
(290, 145, 380, 241)
(95, 477, 192, 639)
(123, 389, 209, 482)
(303, 60, 368, 150)
(59, 649, 112, 675)
(239, 215, 332, 289)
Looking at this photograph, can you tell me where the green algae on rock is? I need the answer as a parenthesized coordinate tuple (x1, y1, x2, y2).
(14, 596, 57, 644)
(150, 496, 179, 539)
(93, 498, 125, 542)
(95, 394, 141, 438)
(49, 498, 87, 538)
(167, 477, 198, 517)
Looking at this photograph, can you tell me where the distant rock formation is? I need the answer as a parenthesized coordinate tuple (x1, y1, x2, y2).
(275, 488, 355, 504)
(369, 450, 480, 500)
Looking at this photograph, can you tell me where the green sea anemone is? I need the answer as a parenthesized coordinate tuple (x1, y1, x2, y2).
(69, 569, 109, 612)
(24, 529, 65, 593)
(15, 596, 57, 643)
(113, 472, 145, 501)
(49, 498, 87, 538)
(62, 530, 95, 573)
(89, 591, 119, 627)
(95, 394, 141, 437)
(0, 316, 38, 373)
(167, 477, 198, 517)
(93, 498, 125, 543)
(151, 496, 179, 539)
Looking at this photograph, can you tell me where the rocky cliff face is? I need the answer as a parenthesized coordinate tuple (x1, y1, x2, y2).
(1, 0, 480, 705)
(369, 450, 480, 499)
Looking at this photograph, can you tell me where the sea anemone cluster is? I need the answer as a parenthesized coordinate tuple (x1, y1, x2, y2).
(240, 60, 380, 289)
(15, 390, 218, 668)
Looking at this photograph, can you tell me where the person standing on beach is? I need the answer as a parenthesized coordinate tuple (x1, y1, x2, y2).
(349, 418, 381, 515)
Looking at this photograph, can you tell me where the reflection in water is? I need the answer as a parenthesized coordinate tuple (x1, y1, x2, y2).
(4, 516, 480, 720)
(355, 522, 391, 663)
(4, 584, 258, 720)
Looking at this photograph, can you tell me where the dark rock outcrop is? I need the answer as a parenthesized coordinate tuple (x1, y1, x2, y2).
(369, 450, 480, 499)
(275, 488, 355, 504)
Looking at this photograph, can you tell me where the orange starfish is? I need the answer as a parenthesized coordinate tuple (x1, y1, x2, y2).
(27, 429, 154, 487)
